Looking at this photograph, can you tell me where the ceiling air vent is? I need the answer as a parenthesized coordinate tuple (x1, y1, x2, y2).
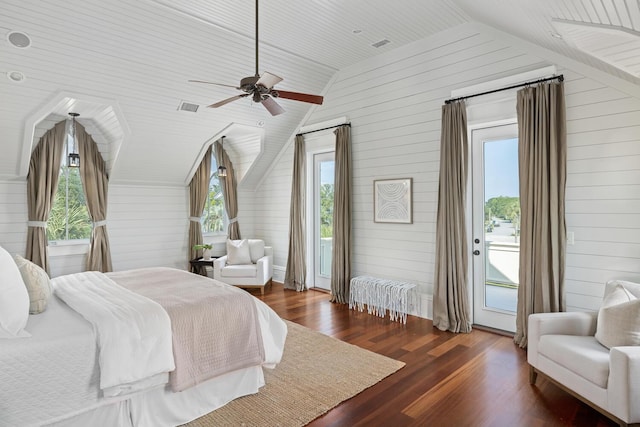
(371, 39, 391, 48)
(178, 101, 199, 113)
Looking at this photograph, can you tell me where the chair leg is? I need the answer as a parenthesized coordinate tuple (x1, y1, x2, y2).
(529, 366, 537, 385)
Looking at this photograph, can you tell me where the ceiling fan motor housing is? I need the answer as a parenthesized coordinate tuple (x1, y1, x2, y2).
(240, 75, 260, 92)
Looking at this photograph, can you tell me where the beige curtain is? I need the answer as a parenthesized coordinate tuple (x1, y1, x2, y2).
(514, 81, 567, 348)
(215, 141, 241, 239)
(330, 125, 352, 304)
(433, 101, 472, 333)
(284, 135, 307, 292)
(77, 123, 112, 272)
(26, 120, 67, 274)
(188, 145, 212, 270)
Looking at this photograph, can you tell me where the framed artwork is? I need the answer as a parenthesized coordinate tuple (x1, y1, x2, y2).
(373, 178, 413, 224)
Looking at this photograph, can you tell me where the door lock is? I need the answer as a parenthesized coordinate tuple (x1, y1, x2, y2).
(474, 238, 480, 244)
(473, 250, 480, 255)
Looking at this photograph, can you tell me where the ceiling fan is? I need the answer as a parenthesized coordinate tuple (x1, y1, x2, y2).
(188, 0, 324, 116)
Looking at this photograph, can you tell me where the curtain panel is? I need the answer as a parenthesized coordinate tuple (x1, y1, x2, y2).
(214, 141, 241, 240)
(330, 125, 352, 304)
(77, 123, 113, 272)
(284, 135, 307, 292)
(514, 81, 567, 348)
(26, 120, 67, 274)
(188, 145, 212, 270)
(433, 101, 472, 333)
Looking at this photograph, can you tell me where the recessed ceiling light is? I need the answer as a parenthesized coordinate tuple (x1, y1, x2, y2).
(7, 31, 31, 48)
(352, 29, 362, 34)
(7, 71, 26, 83)
(550, 32, 563, 39)
(257, 120, 265, 127)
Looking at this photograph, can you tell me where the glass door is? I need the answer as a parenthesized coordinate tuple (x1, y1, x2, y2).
(471, 123, 519, 332)
(313, 152, 334, 290)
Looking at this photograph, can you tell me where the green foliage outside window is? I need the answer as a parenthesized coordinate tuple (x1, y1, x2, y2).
(320, 183, 334, 238)
(47, 166, 92, 241)
(485, 196, 520, 237)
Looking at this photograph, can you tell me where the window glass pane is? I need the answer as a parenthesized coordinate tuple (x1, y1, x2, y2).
(201, 155, 225, 233)
(47, 127, 92, 241)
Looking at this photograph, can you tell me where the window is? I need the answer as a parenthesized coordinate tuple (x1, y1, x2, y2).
(201, 154, 226, 234)
(47, 121, 92, 242)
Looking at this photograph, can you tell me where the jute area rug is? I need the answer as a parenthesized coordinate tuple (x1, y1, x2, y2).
(184, 320, 405, 427)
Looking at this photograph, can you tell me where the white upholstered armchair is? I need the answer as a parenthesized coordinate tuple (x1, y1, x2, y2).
(528, 280, 640, 427)
(213, 239, 273, 295)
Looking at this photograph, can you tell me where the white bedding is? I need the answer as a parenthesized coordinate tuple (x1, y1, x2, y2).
(54, 272, 175, 395)
(0, 268, 287, 427)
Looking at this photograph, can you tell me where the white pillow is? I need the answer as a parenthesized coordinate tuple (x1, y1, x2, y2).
(595, 283, 640, 349)
(0, 246, 30, 339)
(226, 239, 252, 265)
(248, 239, 265, 263)
(14, 254, 53, 314)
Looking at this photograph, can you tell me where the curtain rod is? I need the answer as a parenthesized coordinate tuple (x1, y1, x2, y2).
(444, 74, 564, 105)
(296, 122, 350, 137)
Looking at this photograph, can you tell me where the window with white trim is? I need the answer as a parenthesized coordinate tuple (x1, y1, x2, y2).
(47, 121, 92, 243)
(201, 154, 226, 234)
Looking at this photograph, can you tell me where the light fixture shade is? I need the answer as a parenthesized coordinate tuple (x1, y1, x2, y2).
(68, 153, 80, 168)
(217, 165, 227, 177)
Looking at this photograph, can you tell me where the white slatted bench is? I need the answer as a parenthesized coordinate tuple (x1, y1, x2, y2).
(349, 276, 417, 324)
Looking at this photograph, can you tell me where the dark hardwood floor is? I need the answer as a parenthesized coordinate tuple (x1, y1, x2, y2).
(251, 283, 617, 427)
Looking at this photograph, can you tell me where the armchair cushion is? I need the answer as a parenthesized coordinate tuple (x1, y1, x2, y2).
(221, 265, 258, 278)
(595, 283, 640, 349)
(226, 239, 252, 265)
(538, 335, 610, 388)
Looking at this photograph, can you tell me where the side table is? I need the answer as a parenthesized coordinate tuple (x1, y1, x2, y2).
(189, 256, 219, 276)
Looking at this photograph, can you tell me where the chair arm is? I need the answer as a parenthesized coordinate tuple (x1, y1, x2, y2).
(528, 312, 597, 367)
(608, 346, 640, 424)
(213, 255, 227, 279)
(255, 252, 273, 284)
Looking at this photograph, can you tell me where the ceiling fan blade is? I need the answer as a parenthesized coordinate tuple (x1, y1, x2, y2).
(208, 94, 249, 108)
(256, 71, 283, 89)
(188, 80, 239, 89)
(261, 96, 285, 116)
(273, 90, 324, 105)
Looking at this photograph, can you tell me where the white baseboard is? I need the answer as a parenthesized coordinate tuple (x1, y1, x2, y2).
(412, 293, 433, 320)
(273, 265, 285, 283)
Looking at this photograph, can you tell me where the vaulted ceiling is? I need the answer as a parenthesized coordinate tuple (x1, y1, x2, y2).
(2, 0, 638, 188)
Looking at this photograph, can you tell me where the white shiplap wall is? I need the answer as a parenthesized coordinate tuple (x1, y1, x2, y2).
(108, 185, 189, 272)
(0, 181, 28, 256)
(0, 182, 189, 276)
(242, 23, 640, 318)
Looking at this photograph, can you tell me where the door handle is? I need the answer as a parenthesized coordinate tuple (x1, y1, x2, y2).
(473, 250, 480, 255)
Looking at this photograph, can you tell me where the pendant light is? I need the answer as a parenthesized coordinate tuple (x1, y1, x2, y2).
(68, 112, 80, 168)
(217, 136, 227, 178)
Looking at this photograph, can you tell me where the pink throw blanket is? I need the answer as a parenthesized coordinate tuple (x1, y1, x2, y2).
(108, 267, 265, 392)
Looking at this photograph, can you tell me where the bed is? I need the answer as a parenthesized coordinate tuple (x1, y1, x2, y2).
(0, 262, 287, 427)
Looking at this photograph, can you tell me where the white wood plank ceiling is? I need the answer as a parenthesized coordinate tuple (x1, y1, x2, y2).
(1, 0, 639, 188)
